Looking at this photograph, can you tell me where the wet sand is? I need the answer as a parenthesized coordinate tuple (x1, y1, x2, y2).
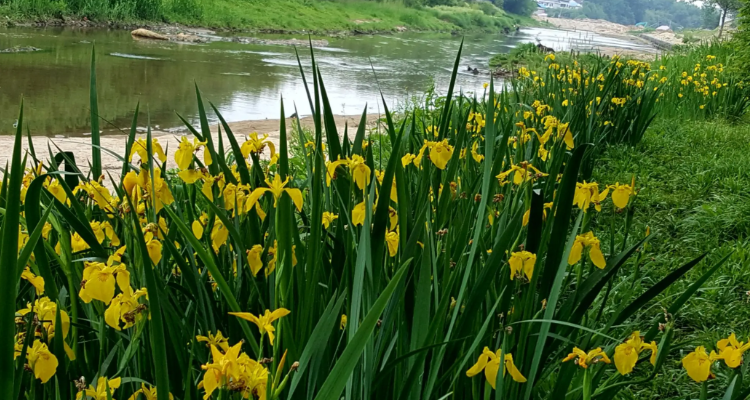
(1, 114, 382, 181)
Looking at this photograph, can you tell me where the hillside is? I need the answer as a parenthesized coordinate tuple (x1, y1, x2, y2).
(1, 0, 537, 33)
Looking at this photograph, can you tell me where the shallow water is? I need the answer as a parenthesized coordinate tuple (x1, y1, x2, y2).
(0, 26, 654, 136)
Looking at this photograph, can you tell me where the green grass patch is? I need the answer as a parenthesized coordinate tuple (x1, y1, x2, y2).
(594, 117, 750, 399)
(1, 0, 529, 32)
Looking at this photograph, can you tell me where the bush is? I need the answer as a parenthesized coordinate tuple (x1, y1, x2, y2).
(473, 0, 500, 15)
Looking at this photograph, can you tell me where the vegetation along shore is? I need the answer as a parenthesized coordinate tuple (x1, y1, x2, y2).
(1, 0, 541, 33)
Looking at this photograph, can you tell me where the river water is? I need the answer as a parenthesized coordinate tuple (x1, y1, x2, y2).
(0, 26, 655, 136)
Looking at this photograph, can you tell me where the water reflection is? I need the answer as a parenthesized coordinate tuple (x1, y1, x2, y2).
(0, 27, 653, 136)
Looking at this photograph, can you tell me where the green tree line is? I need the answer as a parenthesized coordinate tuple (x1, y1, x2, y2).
(552, 0, 713, 29)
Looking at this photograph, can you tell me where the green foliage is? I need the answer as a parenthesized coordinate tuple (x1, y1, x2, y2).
(555, 0, 705, 29)
(488, 42, 540, 69)
(4, 38, 750, 400)
(594, 116, 750, 399)
(502, 0, 534, 16)
(472, 0, 500, 16)
(0, 0, 528, 32)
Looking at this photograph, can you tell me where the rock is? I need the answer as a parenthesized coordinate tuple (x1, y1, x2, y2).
(171, 32, 208, 43)
(0, 46, 42, 53)
(131, 28, 169, 41)
(394, 26, 407, 32)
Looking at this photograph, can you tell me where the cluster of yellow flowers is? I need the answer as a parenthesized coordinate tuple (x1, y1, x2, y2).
(401, 139, 455, 170)
(467, 331, 658, 389)
(682, 333, 750, 383)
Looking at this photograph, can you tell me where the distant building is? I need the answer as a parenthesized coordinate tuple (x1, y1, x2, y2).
(537, 0, 582, 9)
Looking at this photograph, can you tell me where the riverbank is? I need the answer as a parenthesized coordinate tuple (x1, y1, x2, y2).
(0, 114, 382, 178)
(1, 0, 539, 35)
(533, 14, 722, 49)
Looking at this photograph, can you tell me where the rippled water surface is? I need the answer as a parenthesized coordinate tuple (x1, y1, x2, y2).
(0, 27, 654, 136)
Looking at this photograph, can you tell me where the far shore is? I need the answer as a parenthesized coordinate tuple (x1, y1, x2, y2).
(1, 113, 383, 180)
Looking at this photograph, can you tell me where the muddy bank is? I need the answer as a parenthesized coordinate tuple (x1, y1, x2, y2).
(0, 114, 383, 180)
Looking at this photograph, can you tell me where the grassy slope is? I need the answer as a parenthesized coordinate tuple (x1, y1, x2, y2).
(594, 117, 750, 399)
(2, 0, 533, 33)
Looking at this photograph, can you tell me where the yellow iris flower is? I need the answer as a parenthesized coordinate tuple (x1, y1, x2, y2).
(327, 155, 372, 190)
(496, 163, 547, 186)
(322, 211, 339, 229)
(90, 221, 120, 246)
(210, 220, 229, 252)
(105, 286, 148, 331)
(126, 383, 173, 400)
(568, 231, 606, 269)
(466, 347, 527, 388)
(76, 377, 122, 400)
(27, 340, 58, 383)
(241, 132, 277, 163)
(192, 213, 209, 239)
(17, 297, 74, 360)
(246, 244, 264, 277)
(229, 308, 291, 346)
(21, 267, 45, 295)
(562, 347, 611, 368)
(46, 179, 67, 204)
(79, 260, 130, 304)
(385, 230, 399, 257)
(245, 174, 303, 212)
(714, 333, 750, 368)
(401, 153, 416, 168)
(352, 201, 367, 227)
(471, 141, 484, 163)
(573, 181, 609, 212)
(508, 251, 537, 281)
(613, 331, 658, 375)
(196, 330, 230, 352)
(426, 139, 454, 170)
(340, 314, 348, 330)
(129, 138, 167, 164)
(75, 181, 114, 212)
(201, 342, 268, 400)
(143, 232, 163, 266)
(374, 170, 398, 203)
(682, 346, 718, 382)
(608, 180, 635, 209)
(174, 136, 207, 171)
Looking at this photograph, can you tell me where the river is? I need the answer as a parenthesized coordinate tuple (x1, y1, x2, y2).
(0, 26, 656, 136)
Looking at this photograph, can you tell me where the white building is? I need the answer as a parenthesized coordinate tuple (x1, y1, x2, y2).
(537, 0, 582, 9)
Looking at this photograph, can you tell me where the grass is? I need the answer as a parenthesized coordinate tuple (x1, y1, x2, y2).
(594, 117, 750, 399)
(0, 0, 529, 32)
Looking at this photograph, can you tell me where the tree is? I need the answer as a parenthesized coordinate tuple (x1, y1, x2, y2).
(502, 0, 534, 16)
(705, 0, 743, 37)
(703, 5, 721, 29)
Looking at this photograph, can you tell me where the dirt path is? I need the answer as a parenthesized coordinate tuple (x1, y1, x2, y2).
(2, 114, 383, 182)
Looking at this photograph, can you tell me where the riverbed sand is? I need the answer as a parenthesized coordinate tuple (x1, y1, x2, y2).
(533, 15, 669, 60)
(1, 114, 383, 182)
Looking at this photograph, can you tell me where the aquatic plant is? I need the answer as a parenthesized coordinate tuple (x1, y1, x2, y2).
(0, 43, 741, 400)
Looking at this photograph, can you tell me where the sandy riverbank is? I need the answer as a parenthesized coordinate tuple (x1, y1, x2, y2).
(1, 114, 383, 181)
(532, 15, 688, 59)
